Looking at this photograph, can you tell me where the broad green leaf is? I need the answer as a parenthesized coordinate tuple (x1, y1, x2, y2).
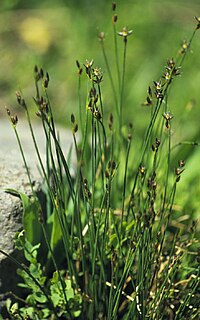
(49, 210, 62, 250)
(6, 189, 43, 245)
(65, 279, 74, 300)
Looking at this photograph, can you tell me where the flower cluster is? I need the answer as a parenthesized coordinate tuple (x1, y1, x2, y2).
(6, 108, 18, 126)
(143, 58, 180, 106)
(175, 160, 185, 182)
(179, 39, 190, 55)
(163, 58, 181, 81)
(88, 87, 102, 121)
(105, 160, 117, 180)
(76, 60, 83, 76)
(83, 178, 92, 201)
(195, 16, 200, 30)
(34, 65, 50, 89)
(71, 113, 78, 134)
(139, 164, 146, 177)
(163, 112, 173, 129)
(152, 138, 161, 152)
(118, 27, 133, 43)
(84, 60, 103, 84)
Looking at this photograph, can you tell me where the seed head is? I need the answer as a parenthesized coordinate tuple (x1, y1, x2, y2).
(12, 115, 18, 126)
(6, 108, 11, 116)
(34, 65, 38, 73)
(6, 108, 18, 126)
(112, 14, 118, 24)
(93, 67, 103, 84)
(98, 32, 105, 41)
(118, 27, 133, 43)
(34, 65, 41, 81)
(152, 138, 161, 152)
(71, 113, 75, 124)
(139, 164, 145, 176)
(109, 113, 114, 130)
(76, 60, 83, 75)
(84, 59, 94, 79)
(175, 160, 185, 182)
(112, 2, 116, 11)
(76, 60, 80, 69)
(142, 96, 153, 107)
(74, 123, 78, 133)
(178, 159, 185, 168)
(153, 80, 164, 100)
(179, 40, 190, 54)
(40, 67, 44, 79)
(16, 91, 26, 107)
(195, 16, 200, 29)
(44, 72, 50, 89)
(163, 112, 173, 129)
(93, 107, 102, 121)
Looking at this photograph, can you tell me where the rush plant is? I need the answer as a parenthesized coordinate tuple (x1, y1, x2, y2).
(1, 3, 199, 320)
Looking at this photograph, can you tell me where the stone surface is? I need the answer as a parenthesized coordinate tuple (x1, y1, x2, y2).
(0, 118, 73, 311)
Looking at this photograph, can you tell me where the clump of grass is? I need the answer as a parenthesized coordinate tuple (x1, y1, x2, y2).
(1, 4, 200, 320)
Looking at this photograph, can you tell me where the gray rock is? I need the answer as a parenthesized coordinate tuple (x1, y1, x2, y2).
(0, 118, 73, 312)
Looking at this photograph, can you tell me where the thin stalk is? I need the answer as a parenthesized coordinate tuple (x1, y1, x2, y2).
(44, 92, 75, 201)
(119, 39, 127, 130)
(174, 268, 200, 320)
(100, 40, 119, 121)
(78, 73, 83, 132)
(160, 125, 172, 218)
(120, 136, 132, 236)
(112, 248, 137, 318)
(113, 20, 121, 92)
(172, 140, 200, 150)
(11, 124, 34, 195)
(97, 83, 104, 119)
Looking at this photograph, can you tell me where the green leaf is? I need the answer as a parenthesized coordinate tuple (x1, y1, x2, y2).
(6, 189, 43, 245)
(20, 306, 35, 317)
(42, 308, 51, 318)
(65, 279, 74, 300)
(51, 270, 59, 284)
(49, 209, 62, 251)
(33, 291, 47, 303)
(109, 233, 118, 248)
(24, 241, 40, 263)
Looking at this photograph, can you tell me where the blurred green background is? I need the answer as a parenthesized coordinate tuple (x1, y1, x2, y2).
(1, 0, 200, 126)
(0, 0, 200, 216)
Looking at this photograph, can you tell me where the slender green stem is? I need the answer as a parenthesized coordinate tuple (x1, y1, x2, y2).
(100, 40, 119, 121)
(113, 21, 121, 92)
(119, 40, 127, 130)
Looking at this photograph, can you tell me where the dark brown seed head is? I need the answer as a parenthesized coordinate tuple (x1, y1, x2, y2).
(6, 108, 11, 116)
(40, 68, 44, 78)
(71, 113, 75, 124)
(11, 115, 18, 126)
(113, 14, 118, 23)
(34, 65, 38, 73)
(112, 2, 116, 11)
(178, 159, 185, 168)
(74, 123, 78, 133)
